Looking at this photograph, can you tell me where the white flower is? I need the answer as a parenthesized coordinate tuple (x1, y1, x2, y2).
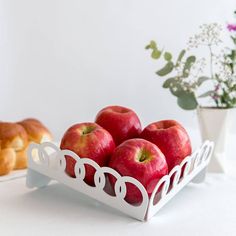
(187, 23, 222, 49)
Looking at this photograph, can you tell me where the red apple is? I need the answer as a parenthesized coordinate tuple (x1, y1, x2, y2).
(108, 138, 168, 204)
(140, 120, 192, 171)
(60, 122, 115, 185)
(95, 105, 142, 145)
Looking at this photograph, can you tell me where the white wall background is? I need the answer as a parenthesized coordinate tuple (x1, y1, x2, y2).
(0, 0, 236, 140)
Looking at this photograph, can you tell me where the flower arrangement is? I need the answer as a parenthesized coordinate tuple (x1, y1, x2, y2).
(146, 11, 236, 110)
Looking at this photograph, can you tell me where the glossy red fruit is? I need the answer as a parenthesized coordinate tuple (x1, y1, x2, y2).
(140, 120, 192, 171)
(108, 138, 168, 204)
(95, 105, 142, 145)
(60, 122, 115, 185)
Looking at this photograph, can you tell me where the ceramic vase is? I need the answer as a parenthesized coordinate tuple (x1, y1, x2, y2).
(197, 106, 235, 173)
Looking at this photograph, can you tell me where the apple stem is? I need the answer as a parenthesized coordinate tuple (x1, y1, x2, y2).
(138, 149, 150, 162)
(82, 126, 96, 135)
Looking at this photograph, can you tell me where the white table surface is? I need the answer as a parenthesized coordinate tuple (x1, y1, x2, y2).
(1, 130, 236, 236)
(0, 174, 236, 236)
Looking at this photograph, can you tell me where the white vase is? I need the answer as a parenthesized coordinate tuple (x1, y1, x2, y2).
(197, 106, 235, 173)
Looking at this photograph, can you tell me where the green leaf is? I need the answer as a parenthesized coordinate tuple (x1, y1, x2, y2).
(151, 49, 162, 59)
(145, 40, 157, 50)
(156, 61, 174, 76)
(183, 56, 196, 77)
(177, 92, 198, 110)
(164, 52, 172, 61)
(175, 49, 186, 66)
(231, 36, 236, 45)
(215, 74, 221, 82)
(170, 83, 184, 96)
(197, 76, 211, 86)
(162, 77, 176, 88)
(198, 90, 214, 98)
(229, 50, 236, 61)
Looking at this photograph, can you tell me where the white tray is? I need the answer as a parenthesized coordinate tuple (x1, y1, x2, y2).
(26, 140, 214, 221)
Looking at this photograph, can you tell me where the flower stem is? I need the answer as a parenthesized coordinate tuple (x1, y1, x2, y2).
(208, 45, 214, 79)
(208, 44, 219, 107)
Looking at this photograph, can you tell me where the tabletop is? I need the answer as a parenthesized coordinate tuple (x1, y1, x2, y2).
(0, 173, 236, 236)
(1, 130, 236, 236)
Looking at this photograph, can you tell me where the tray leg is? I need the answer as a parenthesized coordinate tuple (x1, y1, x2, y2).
(191, 167, 207, 183)
(26, 169, 51, 188)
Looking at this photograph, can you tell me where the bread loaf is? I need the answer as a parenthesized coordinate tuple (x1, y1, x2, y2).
(0, 119, 52, 175)
(18, 118, 52, 143)
(0, 148, 16, 176)
(0, 122, 28, 151)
